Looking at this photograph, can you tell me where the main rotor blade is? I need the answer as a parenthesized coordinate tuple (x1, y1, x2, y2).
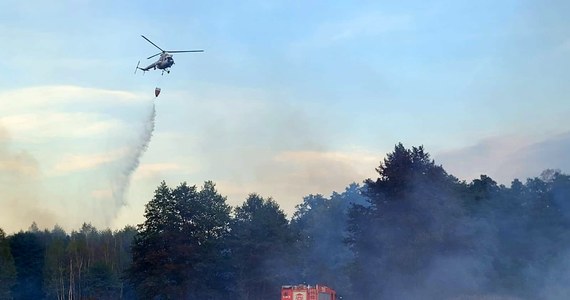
(141, 35, 164, 52)
(147, 52, 162, 59)
(167, 50, 205, 53)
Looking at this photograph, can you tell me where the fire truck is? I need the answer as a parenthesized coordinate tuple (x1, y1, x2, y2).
(281, 284, 336, 300)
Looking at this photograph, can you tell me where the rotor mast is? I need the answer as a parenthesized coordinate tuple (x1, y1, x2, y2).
(141, 35, 204, 59)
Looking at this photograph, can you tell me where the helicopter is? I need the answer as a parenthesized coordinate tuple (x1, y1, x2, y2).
(135, 35, 203, 75)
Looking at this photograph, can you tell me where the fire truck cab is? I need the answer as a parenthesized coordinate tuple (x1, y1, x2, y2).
(281, 284, 336, 300)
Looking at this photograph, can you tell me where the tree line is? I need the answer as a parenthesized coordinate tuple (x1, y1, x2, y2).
(1, 143, 570, 299)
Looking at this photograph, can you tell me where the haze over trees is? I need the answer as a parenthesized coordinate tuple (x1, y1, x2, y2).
(2, 143, 570, 299)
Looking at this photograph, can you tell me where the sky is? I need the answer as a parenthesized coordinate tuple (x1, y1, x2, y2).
(0, 0, 569, 233)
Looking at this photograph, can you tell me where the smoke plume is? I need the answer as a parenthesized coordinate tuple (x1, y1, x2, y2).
(0, 126, 57, 233)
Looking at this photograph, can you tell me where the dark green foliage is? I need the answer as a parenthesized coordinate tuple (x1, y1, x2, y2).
(3, 145, 570, 299)
(0, 228, 16, 300)
(48, 224, 136, 300)
(2, 223, 134, 300)
(348, 143, 471, 299)
(467, 174, 501, 203)
(486, 171, 570, 298)
(343, 144, 570, 299)
(291, 183, 366, 295)
(230, 194, 295, 300)
(115, 225, 137, 298)
(129, 181, 232, 299)
(10, 231, 45, 300)
(84, 262, 120, 299)
(43, 225, 68, 300)
(2, 223, 137, 300)
(129, 181, 191, 299)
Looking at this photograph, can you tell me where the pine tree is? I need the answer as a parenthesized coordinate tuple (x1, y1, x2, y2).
(230, 194, 294, 300)
(129, 181, 232, 299)
(348, 143, 465, 299)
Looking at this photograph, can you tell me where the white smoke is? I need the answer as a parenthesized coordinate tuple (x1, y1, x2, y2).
(0, 126, 58, 233)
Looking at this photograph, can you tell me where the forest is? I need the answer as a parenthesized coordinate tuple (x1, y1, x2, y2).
(1, 143, 570, 300)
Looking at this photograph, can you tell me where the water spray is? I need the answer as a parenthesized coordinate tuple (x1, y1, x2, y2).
(111, 99, 156, 209)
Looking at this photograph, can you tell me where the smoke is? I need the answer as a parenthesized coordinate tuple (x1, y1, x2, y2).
(436, 131, 570, 185)
(284, 144, 570, 299)
(0, 86, 159, 231)
(0, 126, 57, 233)
(110, 101, 156, 218)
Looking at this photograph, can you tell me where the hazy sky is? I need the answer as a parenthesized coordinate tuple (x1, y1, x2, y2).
(0, 0, 569, 233)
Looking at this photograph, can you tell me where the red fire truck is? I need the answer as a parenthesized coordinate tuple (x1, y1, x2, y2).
(281, 284, 336, 300)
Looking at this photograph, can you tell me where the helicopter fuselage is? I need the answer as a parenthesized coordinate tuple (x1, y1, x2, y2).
(141, 53, 174, 71)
